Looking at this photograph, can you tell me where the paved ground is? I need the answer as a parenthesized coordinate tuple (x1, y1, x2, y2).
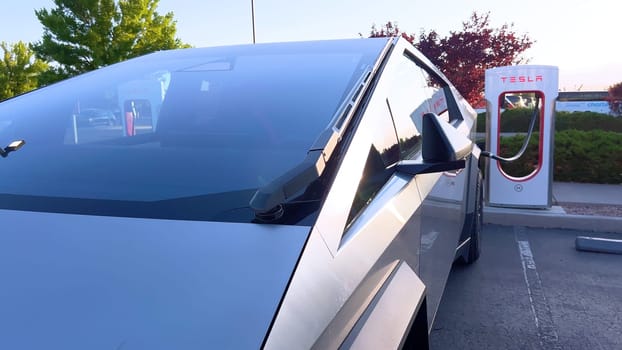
(430, 224, 622, 350)
(552, 182, 622, 206)
(484, 182, 622, 233)
(552, 182, 622, 218)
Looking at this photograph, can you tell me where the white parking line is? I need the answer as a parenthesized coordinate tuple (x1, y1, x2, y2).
(514, 226, 561, 350)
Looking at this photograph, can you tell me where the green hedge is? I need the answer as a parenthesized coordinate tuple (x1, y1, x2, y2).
(488, 130, 622, 184)
(495, 133, 540, 178)
(476, 110, 622, 133)
(555, 111, 622, 132)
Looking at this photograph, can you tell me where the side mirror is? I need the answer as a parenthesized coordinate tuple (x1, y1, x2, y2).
(396, 113, 471, 175)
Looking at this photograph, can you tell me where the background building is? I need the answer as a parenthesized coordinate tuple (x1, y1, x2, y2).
(557, 91, 612, 114)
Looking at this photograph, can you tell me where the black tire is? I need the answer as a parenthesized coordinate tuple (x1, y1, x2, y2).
(463, 173, 483, 264)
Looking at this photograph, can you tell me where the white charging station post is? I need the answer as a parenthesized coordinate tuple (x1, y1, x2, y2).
(484, 65, 559, 208)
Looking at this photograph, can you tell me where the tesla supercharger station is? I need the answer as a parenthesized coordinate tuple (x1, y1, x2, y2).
(485, 65, 558, 208)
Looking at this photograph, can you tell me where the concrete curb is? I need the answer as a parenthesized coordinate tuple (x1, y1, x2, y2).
(483, 205, 622, 234)
(576, 236, 622, 254)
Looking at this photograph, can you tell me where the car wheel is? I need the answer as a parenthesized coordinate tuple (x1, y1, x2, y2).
(463, 172, 482, 264)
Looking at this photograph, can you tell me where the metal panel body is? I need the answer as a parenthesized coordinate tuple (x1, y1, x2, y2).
(265, 38, 476, 349)
(417, 169, 467, 325)
(0, 210, 309, 350)
(484, 65, 559, 208)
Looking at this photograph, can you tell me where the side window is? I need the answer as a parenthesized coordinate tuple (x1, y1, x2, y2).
(346, 106, 399, 226)
(386, 54, 430, 160)
(416, 64, 451, 123)
(387, 52, 458, 162)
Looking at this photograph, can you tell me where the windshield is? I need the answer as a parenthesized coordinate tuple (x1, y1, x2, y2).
(0, 39, 388, 223)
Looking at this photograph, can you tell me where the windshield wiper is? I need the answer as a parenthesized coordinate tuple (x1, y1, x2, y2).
(249, 67, 377, 221)
(0, 140, 25, 158)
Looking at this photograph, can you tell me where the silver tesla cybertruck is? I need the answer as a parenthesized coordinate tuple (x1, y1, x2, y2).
(0, 37, 482, 349)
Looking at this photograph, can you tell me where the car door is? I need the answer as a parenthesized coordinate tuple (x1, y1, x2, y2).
(384, 48, 469, 326)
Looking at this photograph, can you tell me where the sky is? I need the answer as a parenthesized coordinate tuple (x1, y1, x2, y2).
(1, 0, 620, 91)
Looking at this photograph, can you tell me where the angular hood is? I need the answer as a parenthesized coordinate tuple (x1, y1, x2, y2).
(0, 209, 310, 349)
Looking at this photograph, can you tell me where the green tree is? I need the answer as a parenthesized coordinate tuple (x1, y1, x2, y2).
(0, 41, 49, 100)
(33, 0, 189, 84)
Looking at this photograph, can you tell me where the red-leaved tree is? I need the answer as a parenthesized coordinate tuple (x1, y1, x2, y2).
(607, 82, 622, 115)
(370, 12, 534, 105)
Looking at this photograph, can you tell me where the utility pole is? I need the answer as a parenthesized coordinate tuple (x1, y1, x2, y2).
(251, 0, 256, 44)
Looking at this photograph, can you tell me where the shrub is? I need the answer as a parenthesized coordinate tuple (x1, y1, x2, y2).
(476, 110, 622, 133)
(476, 108, 538, 133)
(490, 130, 622, 184)
(554, 130, 622, 183)
(555, 111, 622, 132)
(497, 133, 540, 178)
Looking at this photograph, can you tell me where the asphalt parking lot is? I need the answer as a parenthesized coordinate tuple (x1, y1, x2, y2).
(430, 224, 622, 350)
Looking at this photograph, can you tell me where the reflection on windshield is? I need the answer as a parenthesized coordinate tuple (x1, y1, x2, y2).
(0, 39, 388, 223)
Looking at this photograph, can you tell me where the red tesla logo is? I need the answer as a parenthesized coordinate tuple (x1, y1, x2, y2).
(500, 75, 543, 83)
